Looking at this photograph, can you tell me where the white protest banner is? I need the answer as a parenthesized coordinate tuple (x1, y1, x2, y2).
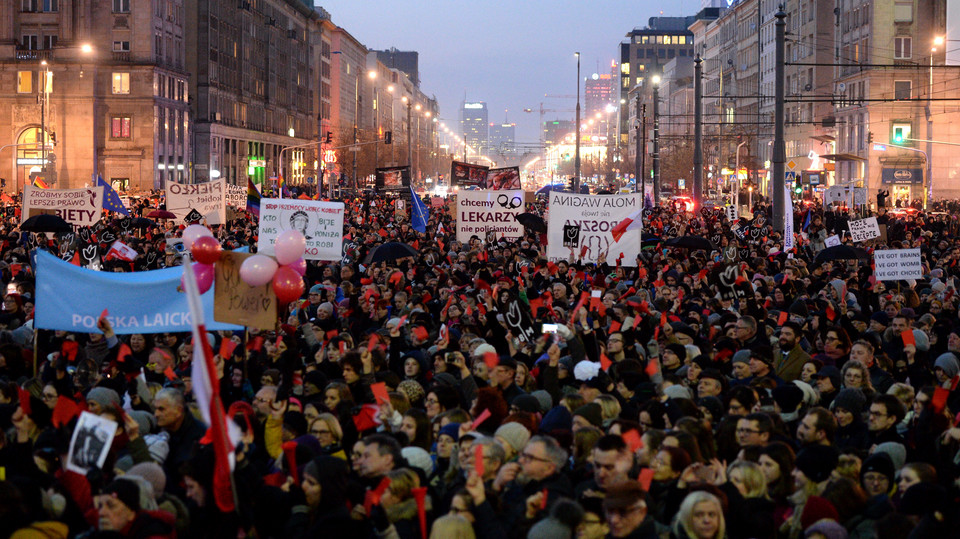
(853, 187, 867, 205)
(455, 189, 525, 243)
(874, 248, 922, 281)
(66, 411, 117, 475)
(824, 186, 846, 205)
(22, 185, 104, 227)
(226, 183, 246, 208)
(848, 217, 880, 242)
(825, 235, 841, 247)
(165, 179, 226, 224)
(258, 198, 344, 261)
(547, 192, 644, 265)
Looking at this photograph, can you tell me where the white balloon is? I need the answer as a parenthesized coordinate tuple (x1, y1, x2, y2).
(239, 254, 279, 287)
(182, 224, 214, 250)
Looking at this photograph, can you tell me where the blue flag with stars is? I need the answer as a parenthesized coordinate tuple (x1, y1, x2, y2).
(410, 185, 428, 233)
(97, 174, 130, 216)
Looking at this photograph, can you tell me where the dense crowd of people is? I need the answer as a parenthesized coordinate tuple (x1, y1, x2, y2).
(0, 189, 959, 539)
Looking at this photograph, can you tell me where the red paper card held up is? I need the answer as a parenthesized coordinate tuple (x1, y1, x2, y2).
(623, 429, 644, 452)
(638, 468, 655, 491)
(932, 386, 949, 413)
(370, 382, 390, 406)
(474, 444, 485, 477)
(540, 488, 549, 510)
(901, 330, 915, 347)
(777, 311, 788, 326)
(600, 353, 612, 372)
(482, 351, 499, 369)
(471, 409, 492, 430)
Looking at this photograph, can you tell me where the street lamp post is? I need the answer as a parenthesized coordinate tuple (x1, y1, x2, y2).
(574, 52, 581, 192)
(735, 141, 747, 207)
(369, 71, 379, 171)
(652, 75, 661, 201)
(404, 97, 413, 172)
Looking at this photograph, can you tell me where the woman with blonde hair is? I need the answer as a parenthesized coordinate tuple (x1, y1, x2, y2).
(309, 413, 346, 460)
(593, 394, 622, 428)
(428, 514, 475, 539)
(727, 461, 777, 538)
(381, 468, 432, 539)
(673, 490, 726, 539)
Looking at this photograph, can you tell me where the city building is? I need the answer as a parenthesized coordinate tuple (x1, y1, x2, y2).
(461, 101, 488, 155)
(585, 63, 617, 118)
(186, 0, 320, 189)
(543, 119, 575, 147)
(489, 119, 516, 155)
(0, 0, 190, 192)
(374, 48, 419, 88)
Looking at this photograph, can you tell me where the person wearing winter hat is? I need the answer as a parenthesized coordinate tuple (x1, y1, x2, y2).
(799, 495, 840, 532)
(96, 478, 175, 536)
(401, 446, 434, 477)
(495, 422, 531, 461)
(661, 344, 687, 375)
(830, 388, 870, 451)
(697, 369, 726, 398)
(794, 445, 839, 486)
(730, 349, 753, 384)
(813, 366, 842, 408)
(572, 403, 603, 431)
(511, 394, 542, 415)
(804, 519, 848, 539)
(602, 480, 655, 539)
(773, 384, 806, 423)
(860, 452, 895, 497)
(933, 352, 960, 387)
(530, 390, 553, 414)
(85, 387, 121, 415)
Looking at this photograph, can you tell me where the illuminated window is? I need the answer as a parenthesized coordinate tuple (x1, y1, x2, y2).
(112, 72, 130, 94)
(111, 117, 132, 138)
(17, 71, 32, 93)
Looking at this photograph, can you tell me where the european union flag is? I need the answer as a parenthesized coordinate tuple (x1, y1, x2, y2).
(410, 186, 428, 233)
(97, 174, 130, 216)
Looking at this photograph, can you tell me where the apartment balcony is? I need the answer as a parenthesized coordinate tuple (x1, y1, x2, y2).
(15, 49, 50, 62)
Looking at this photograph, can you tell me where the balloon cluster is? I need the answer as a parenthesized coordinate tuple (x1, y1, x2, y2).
(179, 225, 306, 304)
(239, 229, 306, 304)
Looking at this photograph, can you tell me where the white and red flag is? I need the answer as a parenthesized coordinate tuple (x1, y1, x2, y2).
(104, 240, 138, 262)
(610, 207, 643, 243)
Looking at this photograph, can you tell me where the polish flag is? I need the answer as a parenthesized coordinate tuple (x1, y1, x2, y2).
(610, 207, 643, 243)
(182, 255, 242, 512)
(104, 240, 138, 262)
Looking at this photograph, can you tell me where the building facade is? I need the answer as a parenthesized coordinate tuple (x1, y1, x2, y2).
(186, 0, 319, 189)
(461, 101, 488, 155)
(0, 0, 190, 193)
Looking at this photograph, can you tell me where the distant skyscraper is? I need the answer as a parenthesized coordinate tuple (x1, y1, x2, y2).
(461, 102, 488, 155)
(543, 120, 575, 147)
(374, 48, 420, 88)
(489, 122, 516, 154)
(585, 62, 617, 118)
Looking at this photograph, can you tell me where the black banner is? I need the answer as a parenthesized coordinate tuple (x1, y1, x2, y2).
(375, 166, 411, 190)
(450, 161, 489, 187)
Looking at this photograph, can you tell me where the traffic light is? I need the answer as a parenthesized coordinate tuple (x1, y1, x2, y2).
(384, 131, 392, 144)
(866, 131, 873, 143)
(892, 128, 904, 144)
(794, 178, 802, 195)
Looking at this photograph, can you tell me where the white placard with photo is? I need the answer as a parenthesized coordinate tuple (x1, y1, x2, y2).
(258, 198, 345, 261)
(66, 411, 118, 475)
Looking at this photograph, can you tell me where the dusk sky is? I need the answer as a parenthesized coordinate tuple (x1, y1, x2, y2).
(317, 1, 690, 144)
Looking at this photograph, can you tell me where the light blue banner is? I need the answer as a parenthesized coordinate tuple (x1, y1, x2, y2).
(35, 251, 242, 334)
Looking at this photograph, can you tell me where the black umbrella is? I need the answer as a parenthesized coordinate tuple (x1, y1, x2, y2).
(131, 217, 157, 229)
(813, 245, 870, 265)
(515, 212, 547, 233)
(642, 236, 662, 247)
(146, 209, 177, 220)
(21, 214, 72, 233)
(663, 235, 716, 251)
(364, 242, 418, 264)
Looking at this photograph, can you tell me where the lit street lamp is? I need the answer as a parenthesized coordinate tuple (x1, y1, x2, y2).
(574, 52, 581, 192)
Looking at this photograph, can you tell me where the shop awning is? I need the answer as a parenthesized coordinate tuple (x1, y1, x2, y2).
(809, 135, 836, 143)
(820, 153, 867, 162)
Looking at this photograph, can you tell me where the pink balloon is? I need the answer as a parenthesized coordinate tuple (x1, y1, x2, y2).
(272, 266, 305, 304)
(181, 262, 215, 294)
(182, 224, 213, 251)
(274, 229, 306, 265)
(192, 236, 222, 265)
(288, 257, 307, 276)
(239, 254, 278, 287)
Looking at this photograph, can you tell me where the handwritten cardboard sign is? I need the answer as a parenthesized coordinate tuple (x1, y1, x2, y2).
(214, 251, 277, 329)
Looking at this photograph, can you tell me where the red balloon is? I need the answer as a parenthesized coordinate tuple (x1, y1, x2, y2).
(191, 235, 222, 265)
(272, 266, 304, 304)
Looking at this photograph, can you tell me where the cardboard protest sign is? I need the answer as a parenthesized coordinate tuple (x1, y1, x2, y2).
(226, 183, 246, 208)
(455, 190, 525, 243)
(66, 412, 117, 474)
(848, 217, 880, 243)
(22, 185, 104, 227)
(874, 248, 922, 281)
(165, 179, 226, 224)
(562, 225, 581, 248)
(258, 198, 344, 261)
(214, 251, 277, 329)
(547, 192, 644, 264)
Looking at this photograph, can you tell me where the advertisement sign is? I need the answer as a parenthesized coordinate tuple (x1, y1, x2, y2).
(165, 179, 226, 224)
(485, 167, 522, 190)
(881, 167, 923, 185)
(22, 185, 104, 227)
(848, 217, 881, 242)
(257, 198, 344, 261)
(455, 190, 525, 243)
(35, 251, 241, 334)
(546, 192, 644, 265)
(450, 160, 489, 186)
(874, 248, 922, 281)
(375, 166, 411, 190)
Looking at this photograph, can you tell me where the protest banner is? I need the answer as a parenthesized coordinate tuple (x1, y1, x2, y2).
(22, 184, 104, 227)
(825, 235, 841, 247)
(874, 248, 922, 281)
(226, 183, 246, 208)
(546, 192, 644, 265)
(853, 187, 867, 206)
(35, 250, 241, 334)
(165, 179, 226, 224)
(562, 225, 581, 248)
(214, 251, 277, 329)
(455, 190, 524, 243)
(66, 412, 117, 475)
(848, 217, 880, 242)
(450, 160, 489, 186)
(258, 198, 344, 261)
(485, 167, 522, 190)
(431, 196, 445, 208)
(784, 187, 794, 251)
